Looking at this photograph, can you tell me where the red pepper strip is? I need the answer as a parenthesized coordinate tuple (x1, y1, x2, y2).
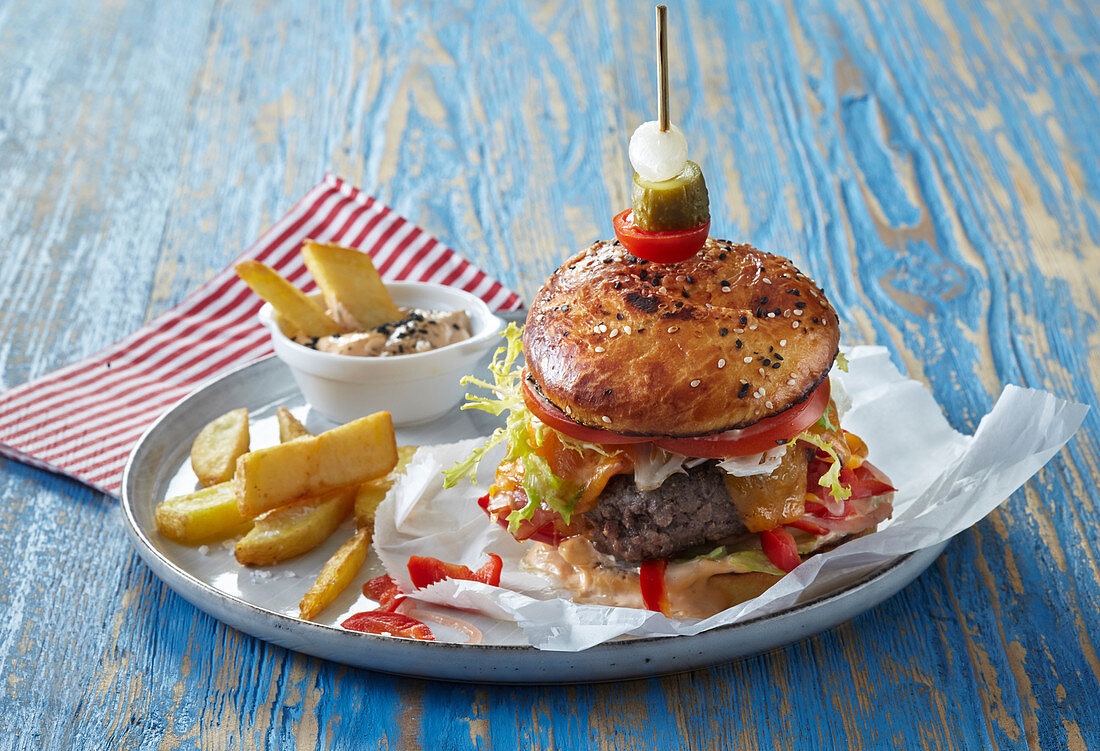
(639, 559, 670, 615)
(341, 611, 434, 641)
(470, 554, 503, 587)
(363, 574, 405, 612)
(407, 554, 504, 589)
(760, 527, 802, 573)
(787, 517, 829, 536)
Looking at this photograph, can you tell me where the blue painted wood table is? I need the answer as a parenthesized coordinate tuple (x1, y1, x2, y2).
(1, 0, 1097, 748)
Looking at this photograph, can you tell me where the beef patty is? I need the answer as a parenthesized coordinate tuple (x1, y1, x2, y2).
(582, 464, 745, 563)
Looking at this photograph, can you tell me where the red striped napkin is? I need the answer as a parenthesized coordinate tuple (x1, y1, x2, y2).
(0, 174, 523, 498)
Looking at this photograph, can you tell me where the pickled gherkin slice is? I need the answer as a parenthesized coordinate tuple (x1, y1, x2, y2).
(631, 161, 710, 232)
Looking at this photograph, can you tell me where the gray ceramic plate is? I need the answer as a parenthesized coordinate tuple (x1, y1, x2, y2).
(121, 336, 946, 684)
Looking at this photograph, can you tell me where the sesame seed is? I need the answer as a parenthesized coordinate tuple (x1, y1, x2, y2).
(594, 346, 605, 352)
(690, 379, 701, 388)
(720, 328, 729, 336)
(794, 309, 803, 315)
(760, 387, 766, 396)
(624, 325, 632, 334)
(609, 329, 619, 338)
(749, 324, 758, 330)
(792, 321, 800, 328)
(616, 313, 624, 320)
(788, 378, 797, 385)
(685, 275, 695, 284)
(744, 356, 753, 363)
(780, 339, 787, 346)
(735, 339, 743, 349)
(598, 324, 608, 333)
(602, 416, 612, 424)
(718, 359, 726, 369)
(668, 326, 679, 334)
(767, 312, 775, 318)
(763, 278, 771, 284)
(766, 400, 773, 409)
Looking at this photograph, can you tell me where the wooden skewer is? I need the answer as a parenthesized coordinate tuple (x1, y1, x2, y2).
(656, 5, 670, 132)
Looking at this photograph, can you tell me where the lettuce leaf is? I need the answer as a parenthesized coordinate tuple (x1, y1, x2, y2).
(793, 430, 851, 510)
(441, 324, 584, 529)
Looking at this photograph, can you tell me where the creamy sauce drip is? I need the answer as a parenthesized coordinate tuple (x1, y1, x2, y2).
(296, 308, 471, 357)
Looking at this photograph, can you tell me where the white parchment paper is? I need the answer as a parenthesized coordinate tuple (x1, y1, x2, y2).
(373, 346, 1088, 651)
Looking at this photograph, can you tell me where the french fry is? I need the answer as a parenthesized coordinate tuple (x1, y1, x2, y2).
(235, 411, 398, 518)
(298, 528, 372, 620)
(233, 486, 357, 566)
(354, 445, 418, 528)
(155, 482, 253, 543)
(276, 407, 311, 442)
(301, 240, 402, 330)
(235, 259, 342, 338)
(191, 408, 251, 487)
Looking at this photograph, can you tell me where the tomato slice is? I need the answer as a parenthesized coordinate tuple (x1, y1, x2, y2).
(760, 527, 802, 573)
(655, 379, 831, 459)
(612, 209, 709, 263)
(521, 379, 649, 445)
(639, 559, 670, 614)
(341, 611, 434, 641)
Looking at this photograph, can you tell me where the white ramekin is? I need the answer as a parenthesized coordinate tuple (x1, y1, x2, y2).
(258, 282, 506, 426)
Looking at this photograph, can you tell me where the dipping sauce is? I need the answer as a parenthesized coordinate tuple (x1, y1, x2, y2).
(295, 308, 472, 357)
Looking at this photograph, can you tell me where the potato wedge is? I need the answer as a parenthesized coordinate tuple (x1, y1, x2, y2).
(235, 411, 398, 518)
(276, 407, 311, 442)
(235, 259, 343, 338)
(301, 240, 402, 330)
(298, 527, 372, 620)
(191, 408, 251, 487)
(234, 486, 356, 566)
(155, 482, 253, 543)
(354, 445, 418, 528)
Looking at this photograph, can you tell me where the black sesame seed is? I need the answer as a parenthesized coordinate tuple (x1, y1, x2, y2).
(721, 279, 731, 286)
(719, 253, 727, 260)
(760, 296, 768, 304)
(788, 289, 800, 296)
(812, 317, 820, 324)
(735, 339, 742, 349)
(740, 315, 748, 325)
(602, 257, 612, 263)
(772, 362, 781, 369)
(640, 270, 649, 281)
(613, 240, 621, 246)
(636, 328, 646, 333)
(755, 307, 764, 318)
(720, 328, 729, 336)
(614, 282, 622, 290)
(774, 353, 783, 361)
(558, 304, 570, 312)
(616, 313, 624, 320)
(685, 275, 695, 284)
(682, 289, 690, 298)
(795, 301, 807, 309)
(604, 389, 612, 396)
(775, 439, 787, 445)
(675, 301, 684, 308)
(762, 358, 771, 366)
(738, 383, 750, 398)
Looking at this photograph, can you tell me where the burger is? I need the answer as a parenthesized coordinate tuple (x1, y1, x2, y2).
(443, 115, 894, 619)
(442, 238, 895, 618)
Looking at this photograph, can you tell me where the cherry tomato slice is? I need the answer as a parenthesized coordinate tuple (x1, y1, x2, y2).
(341, 611, 434, 641)
(639, 559, 670, 615)
(613, 209, 710, 263)
(760, 527, 802, 573)
(521, 379, 649, 445)
(655, 379, 831, 459)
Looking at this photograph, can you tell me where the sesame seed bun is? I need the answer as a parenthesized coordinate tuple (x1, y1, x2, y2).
(522, 238, 840, 437)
